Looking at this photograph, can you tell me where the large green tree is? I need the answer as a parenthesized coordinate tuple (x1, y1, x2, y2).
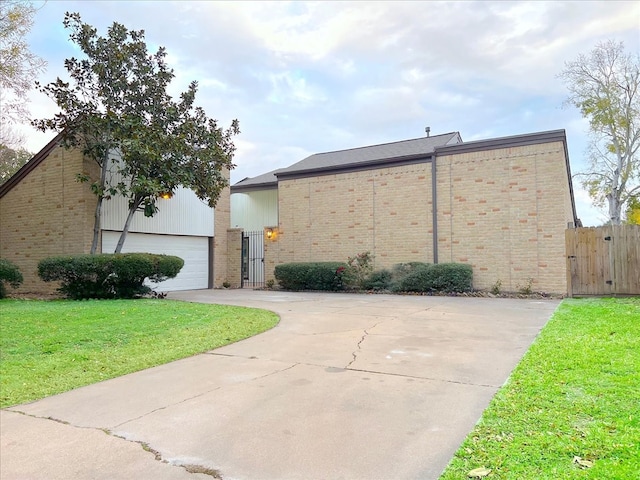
(34, 13, 239, 253)
(560, 40, 640, 225)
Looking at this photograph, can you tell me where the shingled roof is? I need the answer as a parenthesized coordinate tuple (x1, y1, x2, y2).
(231, 132, 462, 189)
(276, 132, 462, 179)
(231, 169, 281, 192)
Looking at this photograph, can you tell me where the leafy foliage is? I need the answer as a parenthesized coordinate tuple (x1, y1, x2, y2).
(362, 269, 394, 291)
(345, 251, 374, 288)
(626, 195, 640, 224)
(0, 0, 46, 124)
(37, 253, 183, 299)
(0, 143, 31, 184)
(33, 12, 239, 253)
(0, 258, 23, 298)
(274, 262, 348, 291)
(395, 263, 473, 293)
(560, 40, 640, 225)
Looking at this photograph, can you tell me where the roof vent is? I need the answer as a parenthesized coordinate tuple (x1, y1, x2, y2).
(425, 126, 430, 137)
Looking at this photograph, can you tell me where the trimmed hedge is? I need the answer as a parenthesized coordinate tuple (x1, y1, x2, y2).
(395, 262, 472, 293)
(274, 262, 347, 291)
(362, 269, 393, 291)
(362, 262, 430, 291)
(274, 261, 472, 294)
(38, 253, 184, 299)
(0, 258, 24, 298)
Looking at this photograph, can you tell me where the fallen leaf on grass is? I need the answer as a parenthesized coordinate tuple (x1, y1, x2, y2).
(573, 456, 594, 468)
(468, 467, 492, 478)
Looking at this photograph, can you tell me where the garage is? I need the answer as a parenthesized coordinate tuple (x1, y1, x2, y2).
(101, 231, 210, 291)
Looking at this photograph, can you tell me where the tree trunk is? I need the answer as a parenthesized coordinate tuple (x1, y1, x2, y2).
(608, 192, 622, 225)
(114, 196, 142, 253)
(90, 153, 110, 254)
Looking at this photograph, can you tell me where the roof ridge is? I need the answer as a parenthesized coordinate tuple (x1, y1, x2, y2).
(312, 131, 460, 157)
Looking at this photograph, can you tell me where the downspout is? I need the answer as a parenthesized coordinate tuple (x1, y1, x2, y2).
(431, 154, 438, 264)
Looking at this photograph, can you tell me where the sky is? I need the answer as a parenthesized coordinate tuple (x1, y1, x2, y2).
(13, 0, 640, 226)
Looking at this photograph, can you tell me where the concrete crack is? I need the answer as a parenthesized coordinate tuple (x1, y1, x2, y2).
(345, 321, 382, 369)
(344, 367, 500, 388)
(113, 362, 299, 428)
(131, 439, 224, 478)
(4, 411, 224, 478)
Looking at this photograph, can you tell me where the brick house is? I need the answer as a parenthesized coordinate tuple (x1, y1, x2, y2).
(232, 130, 579, 294)
(0, 133, 231, 294)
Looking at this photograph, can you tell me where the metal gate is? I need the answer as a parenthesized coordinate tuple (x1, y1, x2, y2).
(241, 230, 265, 288)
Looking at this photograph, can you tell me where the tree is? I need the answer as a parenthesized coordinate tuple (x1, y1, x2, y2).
(560, 40, 640, 225)
(0, 143, 31, 184)
(33, 13, 239, 253)
(0, 0, 47, 124)
(625, 196, 640, 224)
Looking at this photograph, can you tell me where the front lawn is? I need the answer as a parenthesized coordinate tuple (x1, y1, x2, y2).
(0, 299, 278, 407)
(440, 297, 640, 479)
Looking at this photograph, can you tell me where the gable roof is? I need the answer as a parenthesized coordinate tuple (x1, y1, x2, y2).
(231, 169, 281, 193)
(0, 133, 63, 199)
(275, 132, 462, 179)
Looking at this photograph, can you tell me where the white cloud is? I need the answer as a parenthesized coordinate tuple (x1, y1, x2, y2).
(11, 0, 638, 228)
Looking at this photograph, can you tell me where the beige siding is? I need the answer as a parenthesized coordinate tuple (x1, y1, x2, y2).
(0, 145, 98, 293)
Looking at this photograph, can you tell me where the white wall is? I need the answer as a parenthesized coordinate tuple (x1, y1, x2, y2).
(231, 189, 278, 231)
(100, 158, 214, 236)
(102, 186, 214, 236)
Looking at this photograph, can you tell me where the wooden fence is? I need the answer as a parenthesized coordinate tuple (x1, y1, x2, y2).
(566, 225, 640, 296)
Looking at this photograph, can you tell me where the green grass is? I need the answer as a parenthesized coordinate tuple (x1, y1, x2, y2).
(0, 299, 279, 407)
(440, 297, 640, 480)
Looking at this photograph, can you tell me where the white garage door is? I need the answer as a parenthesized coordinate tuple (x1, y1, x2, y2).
(101, 231, 210, 291)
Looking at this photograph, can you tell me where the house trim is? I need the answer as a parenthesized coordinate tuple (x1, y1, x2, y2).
(435, 128, 579, 227)
(0, 133, 63, 199)
(275, 154, 435, 180)
(231, 182, 278, 193)
(434, 129, 566, 155)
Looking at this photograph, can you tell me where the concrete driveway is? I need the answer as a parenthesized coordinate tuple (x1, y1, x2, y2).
(1, 290, 560, 480)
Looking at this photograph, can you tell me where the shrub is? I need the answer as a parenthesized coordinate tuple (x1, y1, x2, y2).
(396, 263, 472, 293)
(0, 258, 24, 298)
(517, 277, 534, 295)
(274, 262, 347, 291)
(345, 251, 374, 288)
(38, 253, 184, 299)
(362, 269, 393, 291)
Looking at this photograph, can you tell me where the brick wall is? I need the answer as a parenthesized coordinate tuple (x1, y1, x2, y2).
(275, 164, 434, 270)
(226, 228, 243, 288)
(0, 145, 98, 294)
(213, 168, 231, 287)
(263, 226, 279, 284)
(266, 140, 573, 294)
(436, 141, 573, 293)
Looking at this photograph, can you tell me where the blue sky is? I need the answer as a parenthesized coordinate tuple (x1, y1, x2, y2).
(15, 0, 640, 226)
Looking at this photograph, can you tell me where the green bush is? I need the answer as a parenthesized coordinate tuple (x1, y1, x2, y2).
(0, 258, 24, 298)
(274, 262, 347, 291)
(362, 269, 393, 291)
(38, 253, 184, 299)
(345, 251, 374, 288)
(396, 263, 472, 293)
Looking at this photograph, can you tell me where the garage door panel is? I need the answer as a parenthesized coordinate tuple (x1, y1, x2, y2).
(101, 232, 209, 291)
